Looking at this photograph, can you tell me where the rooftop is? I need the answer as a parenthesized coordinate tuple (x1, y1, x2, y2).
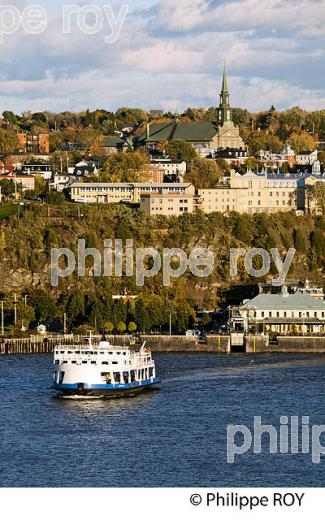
(241, 291, 325, 311)
(71, 182, 192, 188)
(137, 121, 220, 144)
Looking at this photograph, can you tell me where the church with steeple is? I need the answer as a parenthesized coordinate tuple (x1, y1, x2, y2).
(214, 65, 245, 150)
(136, 65, 246, 156)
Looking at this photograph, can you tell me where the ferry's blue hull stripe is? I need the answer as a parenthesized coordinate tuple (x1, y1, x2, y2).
(52, 377, 161, 391)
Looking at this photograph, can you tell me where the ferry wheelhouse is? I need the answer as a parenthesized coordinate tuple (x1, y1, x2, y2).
(52, 334, 160, 397)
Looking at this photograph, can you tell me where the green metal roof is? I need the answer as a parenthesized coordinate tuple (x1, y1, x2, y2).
(137, 121, 219, 144)
(102, 136, 126, 147)
(241, 292, 325, 310)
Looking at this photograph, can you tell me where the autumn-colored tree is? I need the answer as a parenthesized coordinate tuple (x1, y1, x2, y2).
(0, 129, 18, 154)
(165, 140, 197, 163)
(183, 108, 206, 121)
(104, 321, 114, 334)
(128, 322, 137, 333)
(102, 151, 150, 182)
(287, 131, 316, 153)
(115, 107, 147, 129)
(90, 141, 106, 157)
(117, 321, 127, 334)
(185, 158, 223, 189)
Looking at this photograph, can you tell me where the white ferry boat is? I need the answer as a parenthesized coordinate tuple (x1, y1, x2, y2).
(52, 334, 161, 398)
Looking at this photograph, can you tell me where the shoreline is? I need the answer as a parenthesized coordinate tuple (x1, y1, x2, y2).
(1, 334, 325, 355)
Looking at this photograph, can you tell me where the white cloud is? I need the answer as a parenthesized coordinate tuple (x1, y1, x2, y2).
(150, 0, 325, 36)
(0, 0, 324, 112)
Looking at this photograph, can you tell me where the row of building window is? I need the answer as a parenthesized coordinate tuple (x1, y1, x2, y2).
(259, 311, 325, 318)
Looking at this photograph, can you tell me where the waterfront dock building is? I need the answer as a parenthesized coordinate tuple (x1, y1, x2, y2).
(237, 287, 325, 335)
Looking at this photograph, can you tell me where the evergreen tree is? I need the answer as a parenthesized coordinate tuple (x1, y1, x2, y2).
(31, 290, 56, 323)
(67, 291, 85, 328)
(293, 229, 306, 254)
(233, 216, 253, 244)
(310, 229, 325, 258)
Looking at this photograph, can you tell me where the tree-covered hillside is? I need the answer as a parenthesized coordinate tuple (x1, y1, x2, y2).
(0, 204, 324, 335)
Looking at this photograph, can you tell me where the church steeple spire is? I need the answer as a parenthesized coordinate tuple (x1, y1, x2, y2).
(221, 62, 229, 102)
(218, 62, 232, 124)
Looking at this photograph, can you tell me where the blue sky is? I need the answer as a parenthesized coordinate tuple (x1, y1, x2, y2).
(0, 0, 325, 113)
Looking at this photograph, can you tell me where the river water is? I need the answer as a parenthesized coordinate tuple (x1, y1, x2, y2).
(1, 352, 325, 487)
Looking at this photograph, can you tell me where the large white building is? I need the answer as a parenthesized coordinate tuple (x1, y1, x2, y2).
(237, 288, 325, 335)
(70, 182, 195, 204)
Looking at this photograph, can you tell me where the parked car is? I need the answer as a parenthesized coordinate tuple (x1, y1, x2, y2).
(185, 329, 201, 337)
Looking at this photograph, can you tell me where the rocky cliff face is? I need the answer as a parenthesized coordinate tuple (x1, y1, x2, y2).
(0, 269, 45, 292)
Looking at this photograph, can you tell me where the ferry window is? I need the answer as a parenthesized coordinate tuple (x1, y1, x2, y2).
(72, 361, 77, 364)
(100, 352, 105, 355)
(123, 352, 126, 355)
(112, 361, 118, 365)
(82, 361, 87, 364)
(91, 361, 96, 365)
(102, 362, 109, 365)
